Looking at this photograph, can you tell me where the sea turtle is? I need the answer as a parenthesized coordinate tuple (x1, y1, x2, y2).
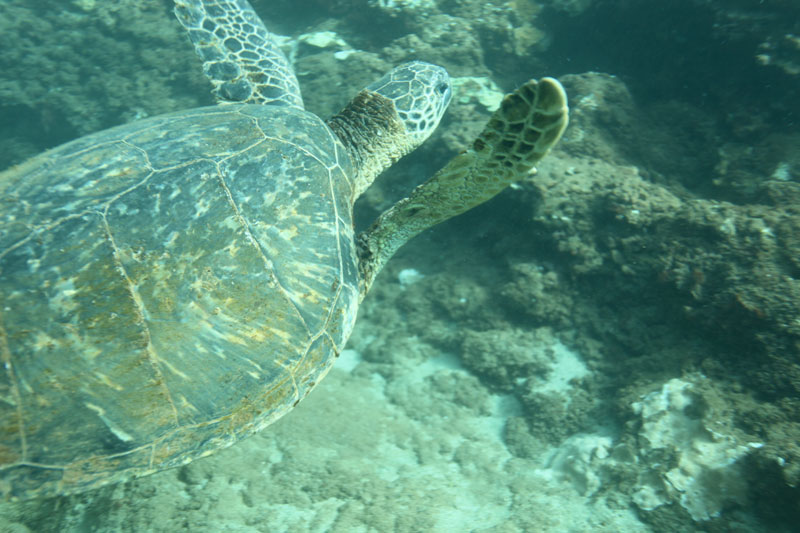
(0, 0, 567, 500)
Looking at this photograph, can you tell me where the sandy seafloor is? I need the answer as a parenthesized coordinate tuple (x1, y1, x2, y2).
(2, 0, 800, 531)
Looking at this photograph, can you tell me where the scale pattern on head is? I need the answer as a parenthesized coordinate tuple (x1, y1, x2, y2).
(174, 0, 303, 108)
(366, 61, 452, 146)
(325, 61, 452, 199)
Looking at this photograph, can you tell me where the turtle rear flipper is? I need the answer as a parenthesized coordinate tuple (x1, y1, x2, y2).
(174, 0, 303, 108)
(357, 77, 568, 296)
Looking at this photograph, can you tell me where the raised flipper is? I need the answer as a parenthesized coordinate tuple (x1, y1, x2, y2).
(357, 77, 569, 297)
(174, 0, 303, 108)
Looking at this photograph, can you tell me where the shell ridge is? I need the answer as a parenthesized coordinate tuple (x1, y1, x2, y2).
(223, 125, 350, 338)
(98, 211, 181, 429)
(210, 160, 313, 339)
(0, 210, 97, 263)
(319, 163, 347, 348)
(0, 308, 26, 464)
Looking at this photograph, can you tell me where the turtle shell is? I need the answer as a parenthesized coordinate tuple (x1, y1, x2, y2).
(0, 104, 360, 499)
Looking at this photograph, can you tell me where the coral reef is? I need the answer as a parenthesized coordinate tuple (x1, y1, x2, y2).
(0, 0, 210, 171)
(629, 376, 762, 521)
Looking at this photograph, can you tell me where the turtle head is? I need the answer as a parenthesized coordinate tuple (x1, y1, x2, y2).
(327, 61, 452, 199)
(366, 61, 452, 147)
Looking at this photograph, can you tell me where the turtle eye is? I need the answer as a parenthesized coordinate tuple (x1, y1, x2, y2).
(436, 82, 449, 95)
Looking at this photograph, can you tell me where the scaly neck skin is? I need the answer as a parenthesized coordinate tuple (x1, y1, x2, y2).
(355, 151, 484, 300)
(326, 90, 411, 201)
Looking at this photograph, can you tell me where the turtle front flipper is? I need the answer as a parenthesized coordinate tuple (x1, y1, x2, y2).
(357, 77, 569, 297)
(174, 0, 303, 108)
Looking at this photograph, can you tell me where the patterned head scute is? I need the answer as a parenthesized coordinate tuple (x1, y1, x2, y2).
(366, 61, 452, 147)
